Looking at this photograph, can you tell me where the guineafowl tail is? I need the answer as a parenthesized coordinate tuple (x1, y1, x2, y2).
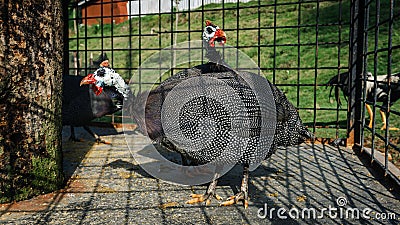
(326, 72, 349, 106)
(302, 129, 315, 142)
(127, 91, 147, 135)
(392, 72, 400, 80)
(127, 90, 165, 142)
(293, 117, 315, 144)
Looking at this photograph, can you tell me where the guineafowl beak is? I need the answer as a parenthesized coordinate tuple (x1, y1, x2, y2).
(80, 74, 97, 86)
(213, 29, 226, 46)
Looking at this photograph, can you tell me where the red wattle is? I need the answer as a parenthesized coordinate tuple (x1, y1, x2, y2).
(92, 85, 103, 96)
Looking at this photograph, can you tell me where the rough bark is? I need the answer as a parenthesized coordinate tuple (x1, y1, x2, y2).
(0, 0, 64, 203)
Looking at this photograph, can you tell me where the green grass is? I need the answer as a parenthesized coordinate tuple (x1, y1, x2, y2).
(69, 0, 400, 140)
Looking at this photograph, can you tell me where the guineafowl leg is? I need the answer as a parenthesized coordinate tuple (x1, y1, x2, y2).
(69, 126, 82, 142)
(366, 104, 374, 128)
(186, 166, 223, 206)
(83, 126, 111, 144)
(220, 164, 249, 209)
(186, 177, 222, 206)
(380, 110, 399, 130)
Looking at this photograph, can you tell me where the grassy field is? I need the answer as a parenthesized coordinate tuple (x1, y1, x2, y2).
(68, 0, 400, 151)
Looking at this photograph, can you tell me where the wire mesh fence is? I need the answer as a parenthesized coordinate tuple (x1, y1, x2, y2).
(353, 0, 400, 185)
(65, 0, 399, 182)
(67, 0, 348, 137)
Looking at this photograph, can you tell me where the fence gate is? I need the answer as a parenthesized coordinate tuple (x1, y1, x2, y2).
(349, 0, 400, 186)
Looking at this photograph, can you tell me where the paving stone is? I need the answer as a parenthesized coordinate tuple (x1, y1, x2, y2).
(1, 126, 399, 224)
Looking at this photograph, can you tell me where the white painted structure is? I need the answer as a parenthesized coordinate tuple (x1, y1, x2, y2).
(127, 0, 252, 16)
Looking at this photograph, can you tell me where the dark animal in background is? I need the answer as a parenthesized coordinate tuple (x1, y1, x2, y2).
(110, 20, 313, 208)
(62, 74, 120, 143)
(326, 71, 400, 130)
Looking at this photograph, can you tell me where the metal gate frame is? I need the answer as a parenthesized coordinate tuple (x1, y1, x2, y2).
(348, 0, 400, 186)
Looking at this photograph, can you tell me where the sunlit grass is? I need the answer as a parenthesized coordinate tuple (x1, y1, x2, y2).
(70, 0, 400, 141)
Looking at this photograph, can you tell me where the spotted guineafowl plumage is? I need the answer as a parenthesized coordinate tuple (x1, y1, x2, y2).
(129, 21, 312, 208)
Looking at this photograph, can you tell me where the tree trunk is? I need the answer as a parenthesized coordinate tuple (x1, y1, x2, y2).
(0, 0, 64, 203)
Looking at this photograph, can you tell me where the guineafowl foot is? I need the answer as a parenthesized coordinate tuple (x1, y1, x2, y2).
(186, 179, 221, 206)
(379, 110, 399, 130)
(69, 126, 84, 142)
(380, 125, 399, 131)
(220, 191, 249, 209)
(69, 136, 84, 142)
(220, 164, 249, 209)
(95, 138, 111, 145)
(186, 192, 223, 205)
(82, 126, 111, 144)
(368, 121, 373, 129)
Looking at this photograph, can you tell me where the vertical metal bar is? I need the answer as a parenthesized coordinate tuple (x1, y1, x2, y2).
(257, 0, 261, 76)
(83, 1, 88, 76)
(348, 0, 365, 147)
(101, 0, 105, 62)
(336, 0, 343, 139)
(296, 1, 301, 109)
(173, 0, 179, 68)
(371, 0, 381, 162)
(158, 0, 162, 85)
(222, 0, 225, 65)
(348, 1, 356, 145)
(170, 0, 174, 75)
(272, 0, 277, 84)
(313, 1, 319, 134)
(138, 0, 142, 89)
(355, 0, 366, 147)
(236, 0, 240, 70)
(77, 2, 85, 76)
(188, 0, 191, 69)
(360, 0, 370, 151)
(128, 0, 132, 86)
(384, 0, 394, 174)
(188, 0, 191, 39)
(63, 1, 70, 78)
(201, 0, 204, 65)
(74, 2, 80, 76)
(111, 0, 114, 69)
(236, 0, 239, 71)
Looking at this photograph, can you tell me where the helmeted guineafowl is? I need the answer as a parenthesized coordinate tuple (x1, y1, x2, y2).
(128, 20, 313, 208)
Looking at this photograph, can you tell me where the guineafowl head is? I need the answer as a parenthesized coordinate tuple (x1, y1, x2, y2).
(202, 20, 226, 47)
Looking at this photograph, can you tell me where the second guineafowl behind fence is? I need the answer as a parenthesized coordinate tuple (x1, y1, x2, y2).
(62, 74, 120, 143)
(327, 71, 400, 130)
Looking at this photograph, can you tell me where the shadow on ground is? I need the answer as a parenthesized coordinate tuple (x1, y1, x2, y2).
(1, 127, 399, 225)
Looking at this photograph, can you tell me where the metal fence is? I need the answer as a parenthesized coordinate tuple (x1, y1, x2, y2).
(65, 0, 400, 183)
(348, 0, 400, 186)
